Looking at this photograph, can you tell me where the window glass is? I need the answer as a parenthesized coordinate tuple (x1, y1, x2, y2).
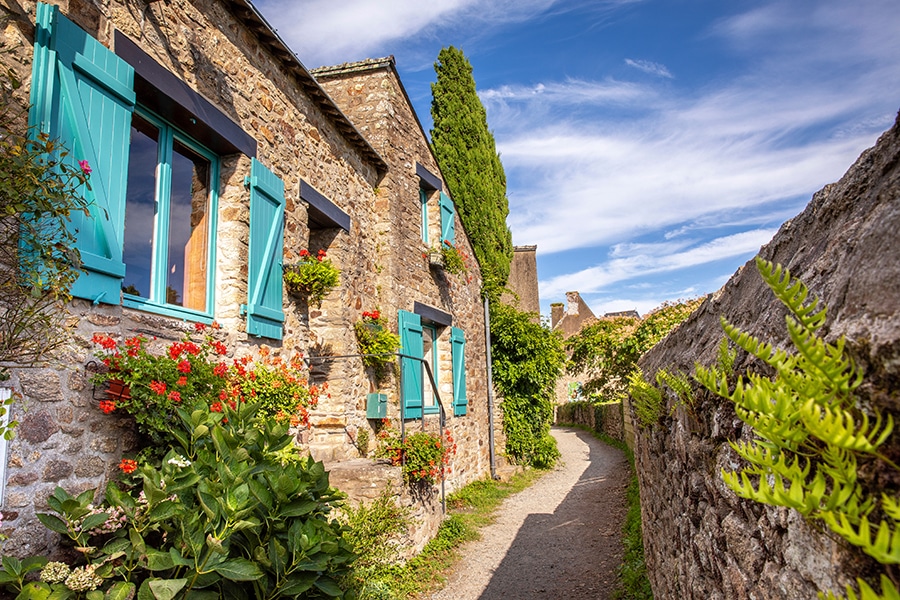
(168, 139, 210, 311)
(423, 324, 437, 408)
(123, 114, 159, 299)
(123, 110, 217, 317)
(420, 188, 429, 244)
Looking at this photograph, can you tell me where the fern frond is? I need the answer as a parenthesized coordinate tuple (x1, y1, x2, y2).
(722, 317, 791, 370)
(801, 400, 893, 454)
(657, 368, 695, 407)
(883, 495, 900, 522)
(716, 337, 737, 374)
(756, 257, 828, 333)
(821, 512, 900, 564)
(819, 444, 859, 487)
(729, 441, 810, 481)
(786, 317, 862, 401)
(722, 469, 821, 514)
(819, 576, 900, 600)
(694, 363, 731, 398)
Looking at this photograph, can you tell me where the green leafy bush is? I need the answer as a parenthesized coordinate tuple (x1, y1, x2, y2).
(375, 426, 457, 486)
(283, 249, 340, 307)
(354, 310, 400, 381)
(5, 392, 353, 599)
(489, 303, 565, 468)
(0, 65, 90, 377)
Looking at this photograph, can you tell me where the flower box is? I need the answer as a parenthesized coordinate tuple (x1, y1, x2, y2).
(104, 379, 131, 400)
(428, 250, 444, 268)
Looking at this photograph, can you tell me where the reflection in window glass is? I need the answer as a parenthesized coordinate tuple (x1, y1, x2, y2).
(123, 115, 159, 299)
(168, 139, 210, 311)
(423, 324, 437, 408)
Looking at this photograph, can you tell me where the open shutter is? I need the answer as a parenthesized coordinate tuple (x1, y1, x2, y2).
(439, 192, 455, 247)
(451, 327, 468, 416)
(244, 158, 285, 339)
(399, 310, 424, 420)
(28, 2, 134, 304)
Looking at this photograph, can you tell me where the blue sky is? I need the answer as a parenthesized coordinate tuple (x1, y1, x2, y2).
(254, 0, 900, 318)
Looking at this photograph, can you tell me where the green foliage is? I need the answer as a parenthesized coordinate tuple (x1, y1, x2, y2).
(568, 299, 701, 402)
(91, 328, 317, 453)
(819, 576, 900, 600)
(0, 62, 90, 377)
(8, 395, 353, 599)
(696, 257, 900, 600)
(628, 370, 664, 428)
(617, 471, 653, 600)
(340, 488, 411, 598)
(375, 427, 456, 486)
(439, 243, 468, 277)
(354, 311, 401, 382)
(430, 46, 512, 299)
(489, 302, 566, 467)
(283, 249, 340, 307)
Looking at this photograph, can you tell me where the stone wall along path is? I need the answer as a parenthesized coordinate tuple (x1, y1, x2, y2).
(430, 427, 629, 600)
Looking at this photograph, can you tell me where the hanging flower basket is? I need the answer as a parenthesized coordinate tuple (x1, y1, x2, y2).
(104, 378, 131, 401)
(428, 249, 444, 269)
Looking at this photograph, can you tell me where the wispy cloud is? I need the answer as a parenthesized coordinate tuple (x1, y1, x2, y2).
(624, 58, 673, 78)
(256, 0, 565, 67)
(539, 229, 777, 299)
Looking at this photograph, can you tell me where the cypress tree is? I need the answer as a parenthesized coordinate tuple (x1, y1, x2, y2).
(430, 46, 512, 300)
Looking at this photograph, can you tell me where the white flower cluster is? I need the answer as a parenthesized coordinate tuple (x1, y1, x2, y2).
(167, 455, 191, 468)
(40, 561, 71, 584)
(64, 565, 103, 592)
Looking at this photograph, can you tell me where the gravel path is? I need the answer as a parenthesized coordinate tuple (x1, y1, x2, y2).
(429, 427, 630, 600)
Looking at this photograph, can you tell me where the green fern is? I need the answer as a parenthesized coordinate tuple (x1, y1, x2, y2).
(629, 369, 664, 427)
(695, 257, 899, 600)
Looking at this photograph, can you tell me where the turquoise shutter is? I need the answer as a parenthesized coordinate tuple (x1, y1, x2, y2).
(439, 192, 455, 247)
(28, 2, 134, 304)
(245, 158, 285, 339)
(399, 310, 424, 419)
(451, 327, 467, 416)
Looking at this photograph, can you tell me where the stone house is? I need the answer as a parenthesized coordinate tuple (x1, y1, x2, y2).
(0, 0, 495, 557)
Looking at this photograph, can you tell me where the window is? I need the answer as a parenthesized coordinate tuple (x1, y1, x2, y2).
(122, 110, 219, 317)
(422, 323, 439, 414)
(420, 188, 430, 244)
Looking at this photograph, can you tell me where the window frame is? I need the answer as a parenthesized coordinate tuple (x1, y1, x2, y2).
(422, 323, 441, 415)
(420, 187, 430, 244)
(121, 106, 220, 323)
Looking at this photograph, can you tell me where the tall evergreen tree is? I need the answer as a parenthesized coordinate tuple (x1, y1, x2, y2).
(430, 46, 512, 300)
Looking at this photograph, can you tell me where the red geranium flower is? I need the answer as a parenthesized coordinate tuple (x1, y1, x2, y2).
(177, 376, 188, 387)
(150, 380, 167, 395)
(99, 400, 116, 414)
(167, 391, 182, 403)
(213, 341, 228, 356)
(299, 249, 310, 258)
(214, 363, 228, 377)
(119, 459, 138, 474)
(177, 360, 191, 374)
(210, 402, 223, 413)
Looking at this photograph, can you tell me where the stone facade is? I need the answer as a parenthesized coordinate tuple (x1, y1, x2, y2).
(502, 245, 539, 314)
(632, 112, 900, 599)
(0, 2, 496, 557)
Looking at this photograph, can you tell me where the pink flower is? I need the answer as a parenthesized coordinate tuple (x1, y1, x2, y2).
(78, 160, 92, 175)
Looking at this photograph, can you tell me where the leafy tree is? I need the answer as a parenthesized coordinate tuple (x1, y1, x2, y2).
(490, 303, 566, 468)
(430, 46, 512, 300)
(568, 299, 702, 402)
(0, 61, 89, 379)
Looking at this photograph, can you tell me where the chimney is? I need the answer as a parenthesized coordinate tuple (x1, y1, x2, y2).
(566, 291, 581, 315)
(550, 303, 564, 329)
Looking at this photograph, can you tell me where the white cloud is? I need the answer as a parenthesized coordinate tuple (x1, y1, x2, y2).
(255, 0, 565, 67)
(538, 229, 776, 300)
(624, 58, 673, 78)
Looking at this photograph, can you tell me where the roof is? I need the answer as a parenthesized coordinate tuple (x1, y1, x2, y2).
(223, 0, 387, 175)
(311, 56, 436, 171)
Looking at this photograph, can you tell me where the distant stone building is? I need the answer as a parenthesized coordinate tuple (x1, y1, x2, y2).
(503, 245, 540, 314)
(550, 291, 598, 339)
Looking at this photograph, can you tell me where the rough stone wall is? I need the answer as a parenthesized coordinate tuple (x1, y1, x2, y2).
(314, 60, 496, 494)
(0, 0, 388, 557)
(555, 401, 625, 443)
(502, 245, 540, 314)
(632, 112, 900, 599)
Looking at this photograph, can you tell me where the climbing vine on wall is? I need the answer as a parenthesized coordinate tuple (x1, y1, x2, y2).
(696, 257, 900, 600)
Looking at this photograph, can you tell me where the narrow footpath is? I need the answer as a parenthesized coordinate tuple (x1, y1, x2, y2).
(430, 427, 630, 600)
